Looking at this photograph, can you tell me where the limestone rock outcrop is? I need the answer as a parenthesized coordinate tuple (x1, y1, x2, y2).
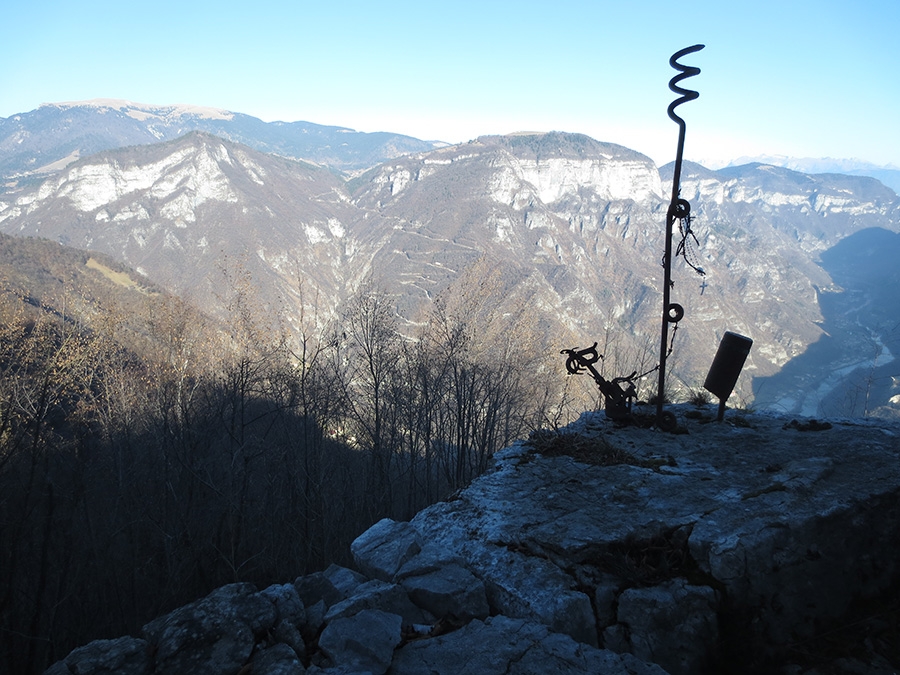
(45, 406, 900, 674)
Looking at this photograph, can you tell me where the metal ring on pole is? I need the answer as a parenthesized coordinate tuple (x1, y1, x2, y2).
(669, 198, 691, 220)
(666, 303, 685, 323)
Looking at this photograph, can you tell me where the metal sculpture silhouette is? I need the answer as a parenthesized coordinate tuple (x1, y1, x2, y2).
(656, 44, 705, 430)
(561, 343, 638, 422)
(561, 45, 705, 429)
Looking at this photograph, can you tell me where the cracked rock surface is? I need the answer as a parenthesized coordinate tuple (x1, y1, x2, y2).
(408, 405, 900, 673)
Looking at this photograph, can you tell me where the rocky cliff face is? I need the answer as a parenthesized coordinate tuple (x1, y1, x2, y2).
(0, 132, 356, 330)
(45, 406, 900, 674)
(1, 130, 899, 413)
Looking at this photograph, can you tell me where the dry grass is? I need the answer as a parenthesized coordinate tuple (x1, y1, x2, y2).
(526, 429, 661, 468)
(86, 257, 153, 294)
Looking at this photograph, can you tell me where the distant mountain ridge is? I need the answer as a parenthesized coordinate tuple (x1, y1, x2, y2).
(5, 100, 897, 197)
(0, 99, 442, 185)
(722, 154, 900, 195)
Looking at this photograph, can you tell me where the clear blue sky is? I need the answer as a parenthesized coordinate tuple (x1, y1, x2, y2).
(2, 0, 898, 168)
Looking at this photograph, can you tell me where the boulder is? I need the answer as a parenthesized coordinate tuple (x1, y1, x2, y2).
(399, 562, 489, 620)
(392, 541, 468, 581)
(390, 615, 668, 675)
(322, 564, 368, 599)
(141, 583, 277, 675)
(609, 579, 719, 675)
(272, 618, 307, 659)
(47, 636, 150, 675)
(294, 565, 365, 610)
(261, 583, 306, 626)
(303, 599, 328, 636)
(324, 579, 433, 625)
(411, 498, 598, 646)
(317, 609, 402, 674)
(350, 518, 421, 582)
(251, 642, 306, 675)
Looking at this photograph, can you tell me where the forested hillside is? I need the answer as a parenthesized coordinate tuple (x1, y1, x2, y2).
(0, 236, 554, 674)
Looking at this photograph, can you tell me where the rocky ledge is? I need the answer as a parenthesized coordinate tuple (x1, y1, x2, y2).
(46, 405, 900, 675)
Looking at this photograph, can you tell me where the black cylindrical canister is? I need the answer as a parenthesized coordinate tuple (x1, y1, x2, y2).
(703, 332, 753, 400)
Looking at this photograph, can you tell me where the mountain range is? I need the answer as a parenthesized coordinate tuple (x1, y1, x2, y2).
(722, 155, 900, 195)
(0, 99, 441, 184)
(1, 100, 899, 418)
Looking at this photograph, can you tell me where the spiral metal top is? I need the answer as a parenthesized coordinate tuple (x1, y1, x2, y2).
(667, 44, 705, 129)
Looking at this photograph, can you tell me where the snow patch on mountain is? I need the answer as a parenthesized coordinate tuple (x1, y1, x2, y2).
(327, 218, 346, 238)
(304, 223, 329, 244)
(51, 99, 235, 121)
